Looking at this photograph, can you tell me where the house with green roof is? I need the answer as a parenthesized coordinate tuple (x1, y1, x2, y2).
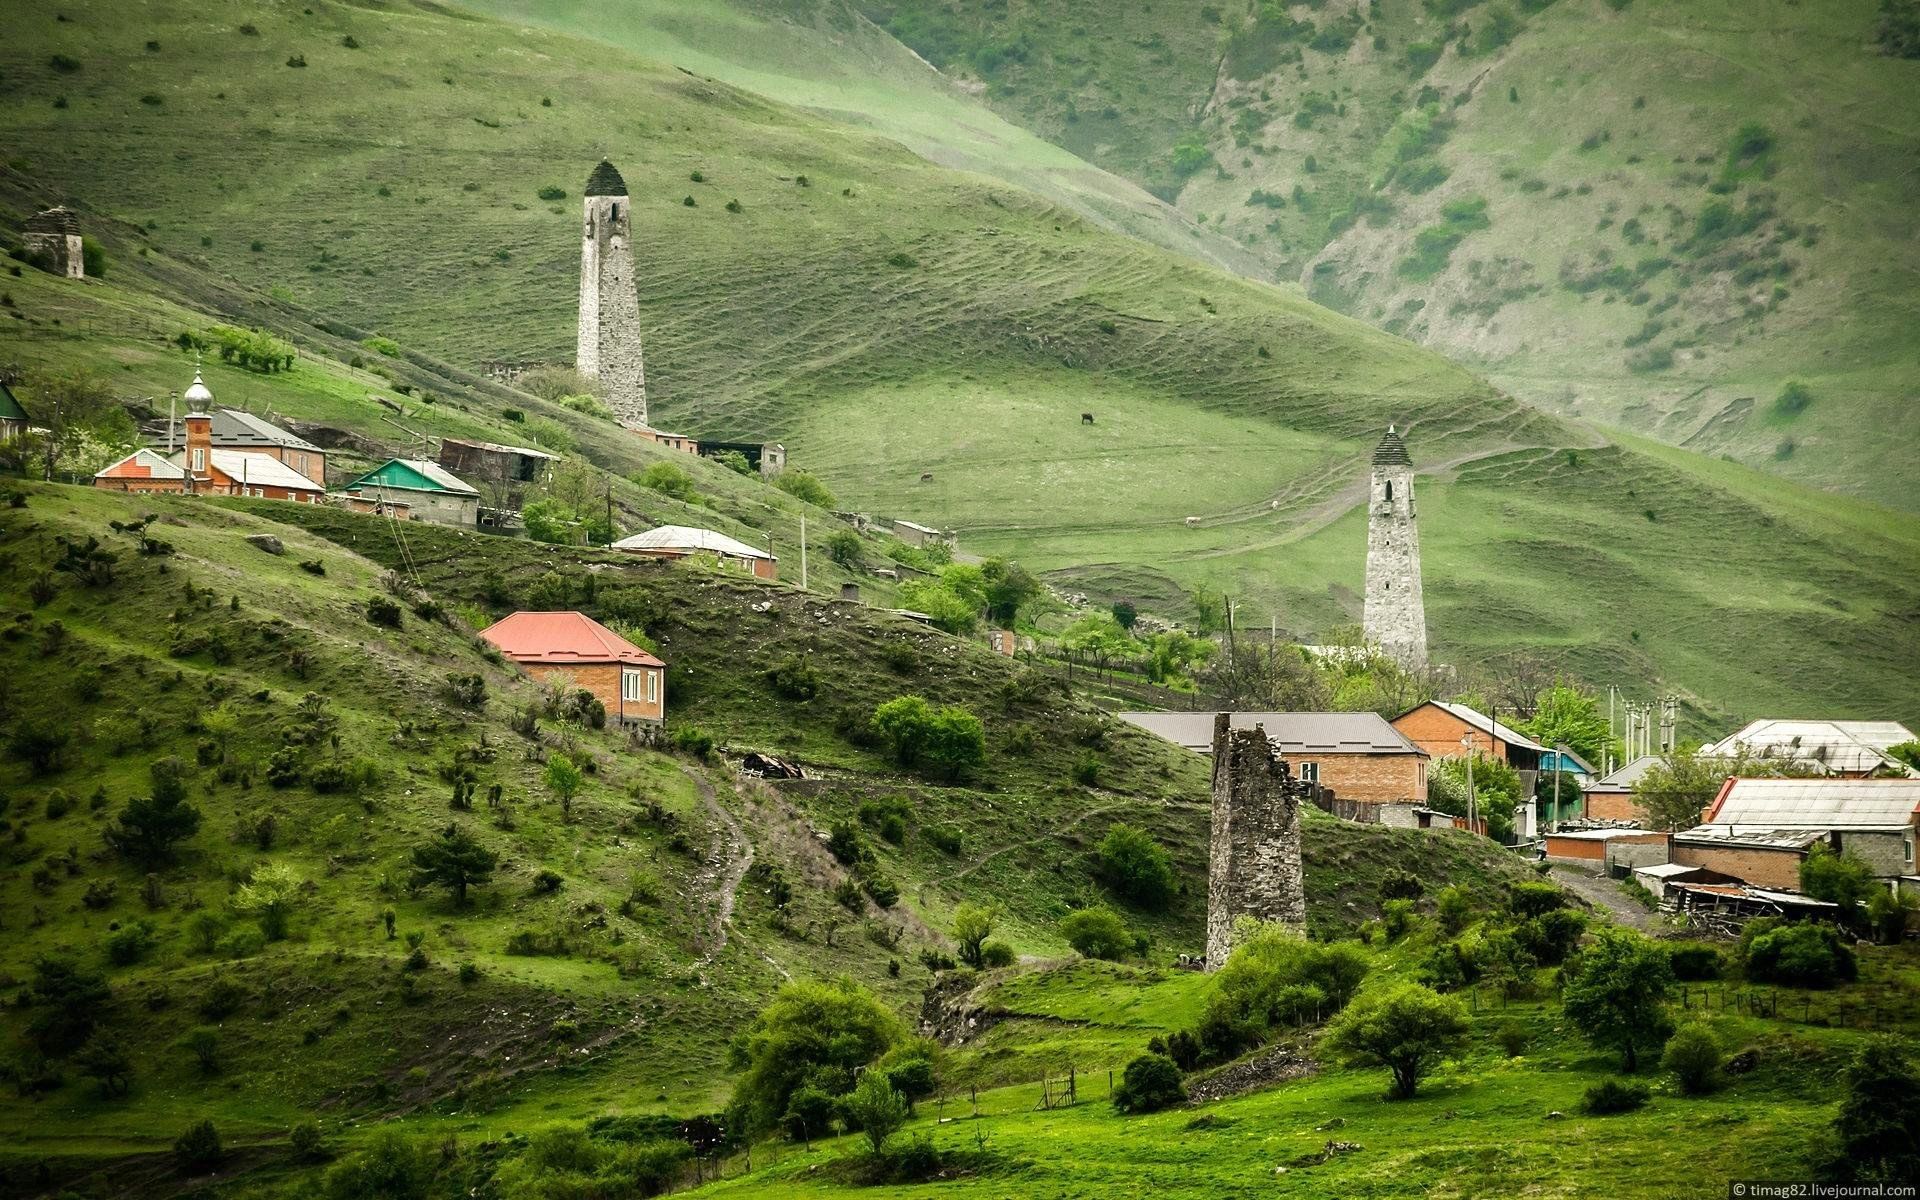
(0, 380, 29, 443)
(342, 458, 480, 527)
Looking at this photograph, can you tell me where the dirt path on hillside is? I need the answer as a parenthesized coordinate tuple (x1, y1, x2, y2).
(1549, 864, 1657, 932)
(677, 762, 754, 963)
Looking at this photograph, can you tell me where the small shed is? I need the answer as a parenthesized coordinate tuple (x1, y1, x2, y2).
(344, 459, 480, 527)
(612, 525, 777, 580)
(0, 381, 29, 442)
(1632, 862, 1737, 905)
(479, 611, 665, 728)
(1542, 827, 1667, 866)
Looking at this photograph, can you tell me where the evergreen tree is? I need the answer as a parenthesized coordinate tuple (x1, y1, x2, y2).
(408, 824, 498, 907)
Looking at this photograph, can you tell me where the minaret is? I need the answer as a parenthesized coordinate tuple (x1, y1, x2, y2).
(577, 159, 648, 430)
(1362, 424, 1428, 668)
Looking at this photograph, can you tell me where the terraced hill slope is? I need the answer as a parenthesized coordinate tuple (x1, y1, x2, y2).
(854, 0, 1920, 507)
(1, 0, 1915, 728)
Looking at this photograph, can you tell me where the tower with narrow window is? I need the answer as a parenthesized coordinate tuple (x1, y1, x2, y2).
(1362, 424, 1427, 668)
(577, 160, 648, 430)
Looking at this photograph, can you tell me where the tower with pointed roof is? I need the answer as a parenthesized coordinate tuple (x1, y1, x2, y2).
(1362, 424, 1427, 668)
(577, 160, 648, 429)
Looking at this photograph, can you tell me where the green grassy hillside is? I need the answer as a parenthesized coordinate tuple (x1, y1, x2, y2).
(856, 0, 1920, 508)
(0, 482, 1541, 1193)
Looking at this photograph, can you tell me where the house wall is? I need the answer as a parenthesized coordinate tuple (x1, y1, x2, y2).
(521, 662, 665, 725)
(1293, 753, 1427, 803)
(95, 477, 185, 494)
(1393, 705, 1508, 762)
(351, 485, 475, 527)
(1584, 789, 1646, 823)
(1832, 828, 1917, 878)
(1544, 835, 1608, 862)
(1670, 843, 1805, 890)
(206, 467, 324, 503)
(1605, 837, 1672, 871)
(234, 444, 326, 486)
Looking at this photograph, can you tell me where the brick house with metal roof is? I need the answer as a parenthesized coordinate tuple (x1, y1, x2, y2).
(1119, 710, 1429, 810)
(480, 611, 665, 728)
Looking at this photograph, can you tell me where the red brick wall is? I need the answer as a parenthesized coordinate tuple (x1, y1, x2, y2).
(96, 478, 185, 494)
(1545, 836, 1607, 861)
(1297, 754, 1426, 803)
(1391, 705, 1511, 763)
(525, 662, 664, 725)
(1671, 843, 1804, 890)
(1584, 790, 1647, 823)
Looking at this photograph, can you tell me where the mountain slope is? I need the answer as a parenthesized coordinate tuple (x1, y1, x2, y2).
(855, 0, 1920, 508)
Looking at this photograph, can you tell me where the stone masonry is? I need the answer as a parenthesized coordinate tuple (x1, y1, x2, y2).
(1206, 713, 1308, 969)
(577, 160, 648, 430)
(24, 207, 84, 279)
(1362, 424, 1428, 668)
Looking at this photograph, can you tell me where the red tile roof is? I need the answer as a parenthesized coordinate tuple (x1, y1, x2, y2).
(479, 611, 664, 668)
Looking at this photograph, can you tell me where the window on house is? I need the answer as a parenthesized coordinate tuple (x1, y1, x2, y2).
(1299, 761, 1319, 783)
(622, 669, 643, 704)
(191, 448, 205, 472)
(646, 669, 659, 704)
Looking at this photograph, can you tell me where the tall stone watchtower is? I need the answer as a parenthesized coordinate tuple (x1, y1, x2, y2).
(1362, 424, 1427, 669)
(577, 160, 648, 430)
(1206, 713, 1308, 969)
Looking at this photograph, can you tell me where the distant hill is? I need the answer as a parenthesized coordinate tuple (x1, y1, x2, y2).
(852, 0, 1920, 509)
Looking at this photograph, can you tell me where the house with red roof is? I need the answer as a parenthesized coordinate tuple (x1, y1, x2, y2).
(480, 611, 665, 727)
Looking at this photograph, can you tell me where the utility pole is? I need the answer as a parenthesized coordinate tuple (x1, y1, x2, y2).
(1607, 685, 1617, 775)
(800, 513, 808, 591)
(1462, 733, 1477, 834)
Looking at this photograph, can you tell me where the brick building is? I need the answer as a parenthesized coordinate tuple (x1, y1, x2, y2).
(1581, 755, 1662, 823)
(203, 408, 328, 486)
(612, 525, 777, 580)
(1671, 776, 1920, 889)
(480, 611, 665, 728)
(94, 448, 187, 493)
(1542, 827, 1668, 867)
(343, 459, 480, 527)
(1392, 700, 1546, 795)
(1119, 710, 1429, 805)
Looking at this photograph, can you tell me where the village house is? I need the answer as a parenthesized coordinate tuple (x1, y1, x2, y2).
(436, 437, 555, 520)
(0, 380, 29, 442)
(343, 459, 481, 527)
(1671, 776, 1920, 891)
(200, 408, 328, 486)
(1539, 747, 1597, 782)
(1541, 827, 1669, 869)
(93, 372, 326, 502)
(891, 519, 954, 550)
(1630, 862, 1739, 906)
(1392, 700, 1546, 796)
(1118, 711, 1429, 812)
(93, 448, 187, 493)
(479, 611, 665, 728)
(1581, 754, 1662, 823)
(612, 525, 778, 580)
(1696, 718, 1918, 777)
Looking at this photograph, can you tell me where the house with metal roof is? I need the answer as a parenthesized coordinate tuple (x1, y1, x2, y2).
(1119, 711, 1429, 809)
(1697, 718, 1918, 777)
(343, 458, 480, 527)
(203, 409, 328, 486)
(1582, 754, 1663, 824)
(1391, 700, 1546, 791)
(480, 611, 665, 727)
(1669, 777, 1920, 890)
(94, 448, 187, 493)
(0, 380, 29, 442)
(612, 524, 778, 580)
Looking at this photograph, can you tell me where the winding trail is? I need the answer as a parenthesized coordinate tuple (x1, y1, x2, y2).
(675, 761, 754, 963)
(1549, 864, 1657, 932)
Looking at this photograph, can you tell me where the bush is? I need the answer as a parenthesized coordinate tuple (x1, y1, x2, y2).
(289, 1121, 326, 1161)
(1507, 881, 1568, 918)
(841, 1070, 910, 1154)
(1096, 822, 1176, 909)
(827, 821, 868, 866)
(925, 824, 964, 856)
(635, 461, 699, 502)
(1581, 1079, 1650, 1114)
(765, 654, 820, 701)
(1382, 899, 1416, 942)
(1112, 1053, 1185, 1113)
(825, 529, 862, 567)
(323, 1129, 434, 1199)
(1666, 942, 1724, 981)
(980, 940, 1016, 968)
(1496, 1020, 1529, 1057)
(174, 1119, 223, 1172)
(1742, 921, 1857, 987)
(725, 977, 904, 1138)
(104, 921, 156, 966)
(1061, 907, 1133, 960)
(862, 873, 900, 908)
(1435, 885, 1471, 933)
(1663, 1023, 1720, 1095)
(366, 596, 402, 628)
(1512, 909, 1586, 966)
(670, 725, 716, 761)
(1830, 1036, 1920, 1182)
(1322, 984, 1470, 1099)
(773, 470, 836, 509)
(869, 696, 986, 781)
(536, 185, 567, 201)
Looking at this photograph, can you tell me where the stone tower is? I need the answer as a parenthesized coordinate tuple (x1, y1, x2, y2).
(577, 160, 648, 430)
(24, 207, 84, 279)
(1205, 713, 1307, 969)
(1362, 424, 1427, 668)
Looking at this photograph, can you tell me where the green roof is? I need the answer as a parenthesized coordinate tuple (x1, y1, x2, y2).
(0, 382, 27, 423)
(347, 458, 478, 495)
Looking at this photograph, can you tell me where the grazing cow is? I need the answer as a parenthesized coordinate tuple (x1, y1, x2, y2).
(1081, 412, 1095, 425)
(920, 472, 933, 482)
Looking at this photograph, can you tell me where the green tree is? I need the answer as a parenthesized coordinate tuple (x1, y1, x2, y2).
(1662, 1023, 1719, 1095)
(1521, 684, 1616, 767)
(1799, 844, 1876, 929)
(1110, 599, 1138, 630)
(840, 1069, 909, 1155)
(1561, 928, 1674, 1070)
(1145, 629, 1216, 686)
(408, 824, 498, 907)
(953, 903, 996, 969)
(773, 470, 836, 508)
(1097, 822, 1177, 909)
(75, 1035, 131, 1096)
(1867, 886, 1918, 944)
(922, 706, 986, 782)
(1060, 907, 1133, 960)
(871, 695, 935, 764)
(1112, 1053, 1186, 1113)
(543, 753, 585, 819)
(1190, 588, 1226, 635)
(1063, 612, 1132, 677)
(1830, 1036, 1920, 1183)
(1635, 748, 1815, 831)
(1886, 739, 1920, 773)
(896, 579, 978, 634)
(1427, 751, 1518, 842)
(824, 528, 862, 567)
(981, 558, 1040, 625)
(232, 863, 303, 940)
(635, 461, 699, 502)
(103, 757, 202, 867)
(324, 1129, 435, 1200)
(725, 977, 904, 1138)
(1321, 984, 1471, 1099)
(25, 955, 111, 1055)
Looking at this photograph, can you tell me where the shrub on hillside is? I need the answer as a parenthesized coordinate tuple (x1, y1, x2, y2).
(1095, 822, 1176, 909)
(824, 528, 862, 567)
(635, 460, 700, 502)
(925, 824, 964, 856)
(1741, 920, 1857, 987)
(1112, 1053, 1185, 1114)
(1061, 907, 1134, 961)
(1582, 1079, 1650, 1114)
(1828, 1036, 1920, 1182)
(1512, 909, 1586, 966)
(765, 654, 820, 701)
(25, 956, 112, 1056)
(979, 940, 1016, 968)
(1322, 984, 1470, 1100)
(670, 725, 716, 761)
(1666, 942, 1724, 981)
(1663, 1023, 1720, 1095)
(725, 977, 904, 1139)
(869, 696, 985, 781)
(857, 796, 911, 844)
(174, 1119, 223, 1172)
(104, 758, 202, 867)
(1435, 885, 1472, 933)
(1562, 929, 1674, 1069)
(774, 470, 836, 509)
(366, 596, 402, 628)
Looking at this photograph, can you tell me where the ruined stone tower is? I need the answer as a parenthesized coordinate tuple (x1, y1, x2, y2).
(577, 160, 648, 430)
(1362, 424, 1428, 669)
(1206, 713, 1307, 969)
(24, 207, 83, 279)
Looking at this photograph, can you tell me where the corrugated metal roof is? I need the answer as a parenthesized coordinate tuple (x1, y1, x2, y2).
(1545, 828, 1664, 842)
(480, 611, 663, 667)
(612, 525, 773, 560)
(209, 450, 324, 491)
(1587, 754, 1662, 792)
(1117, 711, 1427, 756)
(439, 437, 555, 459)
(1635, 863, 1703, 878)
(209, 408, 320, 452)
(1673, 825, 1832, 850)
(348, 458, 479, 496)
(1423, 701, 1547, 753)
(1706, 777, 1920, 827)
(1699, 718, 1918, 775)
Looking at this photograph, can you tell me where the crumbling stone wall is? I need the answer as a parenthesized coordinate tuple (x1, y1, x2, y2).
(24, 207, 83, 279)
(1206, 713, 1308, 968)
(576, 163, 648, 430)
